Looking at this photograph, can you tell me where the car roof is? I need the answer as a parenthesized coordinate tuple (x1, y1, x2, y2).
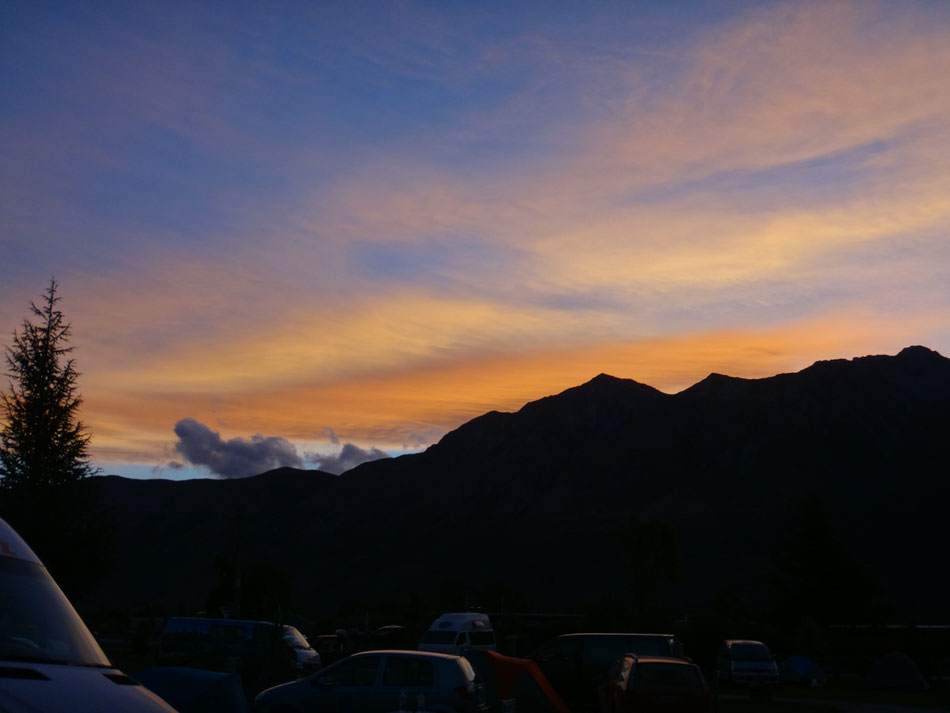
(166, 616, 284, 627)
(723, 639, 767, 646)
(626, 655, 697, 665)
(350, 649, 463, 661)
(556, 632, 674, 638)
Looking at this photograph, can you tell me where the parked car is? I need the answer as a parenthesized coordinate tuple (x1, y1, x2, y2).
(598, 655, 711, 713)
(418, 613, 496, 656)
(0, 517, 179, 712)
(528, 633, 687, 704)
(253, 649, 487, 713)
(160, 616, 319, 695)
(714, 639, 779, 687)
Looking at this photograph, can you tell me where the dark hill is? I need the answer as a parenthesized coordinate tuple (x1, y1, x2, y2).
(91, 347, 950, 621)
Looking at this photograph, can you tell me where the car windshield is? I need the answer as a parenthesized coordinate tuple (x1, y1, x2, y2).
(0, 556, 110, 667)
(732, 643, 772, 661)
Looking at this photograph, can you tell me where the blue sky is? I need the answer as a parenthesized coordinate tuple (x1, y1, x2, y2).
(2, 1, 949, 479)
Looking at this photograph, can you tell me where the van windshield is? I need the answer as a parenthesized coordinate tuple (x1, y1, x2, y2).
(0, 556, 110, 667)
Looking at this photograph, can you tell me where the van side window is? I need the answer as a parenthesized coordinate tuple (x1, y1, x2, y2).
(535, 636, 581, 663)
(209, 622, 249, 645)
(585, 637, 632, 673)
(626, 635, 665, 656)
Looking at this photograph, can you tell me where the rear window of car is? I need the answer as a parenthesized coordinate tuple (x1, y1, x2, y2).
(633, 663, 704, 690)
(731, 643, 771, 661)
(420, 631, 456, 644)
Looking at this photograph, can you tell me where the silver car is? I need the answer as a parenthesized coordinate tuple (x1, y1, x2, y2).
(254, 649, 485, 713)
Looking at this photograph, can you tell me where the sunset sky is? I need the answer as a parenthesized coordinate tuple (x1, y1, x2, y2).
(2, 1, 949, 479)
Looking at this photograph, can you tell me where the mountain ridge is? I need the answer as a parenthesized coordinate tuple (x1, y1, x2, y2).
(90, 347, 950, 621)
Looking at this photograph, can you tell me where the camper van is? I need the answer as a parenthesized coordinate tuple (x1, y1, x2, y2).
(0, 517, 178, 712)
(418, 613, 496, 655)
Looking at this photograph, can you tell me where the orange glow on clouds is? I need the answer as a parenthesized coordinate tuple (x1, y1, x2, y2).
(83, 306, 943, 465)
(3, 1, 950, 475)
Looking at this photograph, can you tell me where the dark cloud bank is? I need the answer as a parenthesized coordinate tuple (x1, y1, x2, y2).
(172, 418, 389, 478)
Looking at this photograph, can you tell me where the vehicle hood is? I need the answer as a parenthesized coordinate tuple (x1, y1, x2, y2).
(0, 664, 179, 713)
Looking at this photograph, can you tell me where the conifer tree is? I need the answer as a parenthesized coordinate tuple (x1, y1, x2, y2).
(0, 279, 98, 490)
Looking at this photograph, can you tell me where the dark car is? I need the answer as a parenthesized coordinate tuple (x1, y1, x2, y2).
(253, 649, 487, 713)
(528, 633, 687, 705)
(159, 617, 319, 696)
(598, 655, 711, 713)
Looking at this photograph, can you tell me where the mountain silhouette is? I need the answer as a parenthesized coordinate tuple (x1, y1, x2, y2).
(90, 346, 950, 621)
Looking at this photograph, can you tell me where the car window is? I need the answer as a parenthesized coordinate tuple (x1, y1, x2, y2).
(209, 622, 250, 645)
(626, 636, 666, 656)
(534, 636, 581, 663)
(633, 663, 704, 690)
(321, 655, 381, 686)
(164, 618, 212, 635)
(383, 656, 435, 686)
(0, 556, 110, 668)
(454, 632, 467, 647)
(731, 643, 771, 661)
(585, 637, 633, 673)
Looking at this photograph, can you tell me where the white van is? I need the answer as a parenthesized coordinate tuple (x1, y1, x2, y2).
(0, 517, 179, 712)
(418, 612, 496, 655)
